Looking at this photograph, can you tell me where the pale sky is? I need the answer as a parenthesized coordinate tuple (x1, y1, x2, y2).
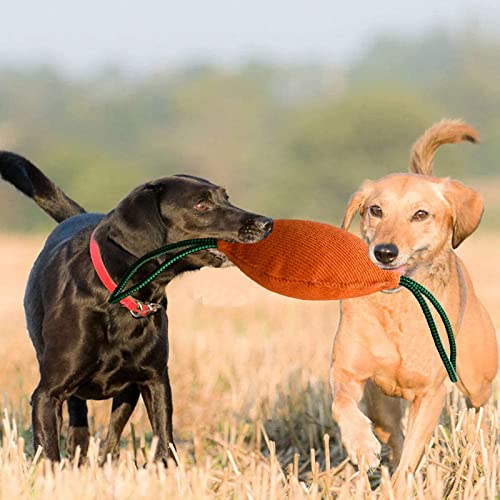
(1, 1, 499, 74)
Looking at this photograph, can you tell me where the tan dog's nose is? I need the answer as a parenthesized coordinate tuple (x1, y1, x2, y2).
(374, 243, 398, 264)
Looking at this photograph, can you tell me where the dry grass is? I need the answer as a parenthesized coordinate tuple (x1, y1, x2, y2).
(1, 231, 499, 498)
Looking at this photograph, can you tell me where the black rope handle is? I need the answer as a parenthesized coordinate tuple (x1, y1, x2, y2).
(108, 238, 218, 304)
(399, 276, 457, 382)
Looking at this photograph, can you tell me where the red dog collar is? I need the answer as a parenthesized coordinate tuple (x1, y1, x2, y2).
(89, 230, 161, 318)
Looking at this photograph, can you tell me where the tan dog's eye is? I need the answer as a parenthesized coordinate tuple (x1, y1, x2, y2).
(369, 205, 383, 218)
(412, 210, 429, 221)
(194, 200, 211, 212)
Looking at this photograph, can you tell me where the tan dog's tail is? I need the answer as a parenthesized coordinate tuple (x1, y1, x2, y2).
(409, 119, 480, 176)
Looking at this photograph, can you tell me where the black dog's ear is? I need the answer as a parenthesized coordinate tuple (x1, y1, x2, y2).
(107, 183, 168, 256)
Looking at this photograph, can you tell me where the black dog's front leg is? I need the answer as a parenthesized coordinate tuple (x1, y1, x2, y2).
(31, 385, 61, 461)
(139, 370, 175, 463)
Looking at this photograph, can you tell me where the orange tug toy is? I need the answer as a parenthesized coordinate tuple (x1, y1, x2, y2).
(105, 219, 457, 382)
(217, 219, 399, 300)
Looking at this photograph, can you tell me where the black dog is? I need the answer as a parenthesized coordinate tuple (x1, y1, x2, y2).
(0, 152, 272, 462)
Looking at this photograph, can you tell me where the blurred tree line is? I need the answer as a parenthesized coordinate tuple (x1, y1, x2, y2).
(1, 29, 499, 232)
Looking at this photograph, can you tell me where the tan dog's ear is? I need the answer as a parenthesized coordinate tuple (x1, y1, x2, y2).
(441, 179, 484, 248)
(341, 182, 371, 231)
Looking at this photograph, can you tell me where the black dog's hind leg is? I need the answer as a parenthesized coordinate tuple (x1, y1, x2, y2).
(31, 385, 62, 461)
(99, 384, 140, 463)
(139, 370, 175, 464)
(66, 396, 90, 463)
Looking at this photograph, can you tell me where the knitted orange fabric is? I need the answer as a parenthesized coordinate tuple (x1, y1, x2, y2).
(217, 219, 400, 300)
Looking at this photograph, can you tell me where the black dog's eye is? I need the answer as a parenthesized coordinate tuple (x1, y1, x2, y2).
(412, 210, 429, 222)
(369, 205, 383, 218)
(194, 200, 211, 212)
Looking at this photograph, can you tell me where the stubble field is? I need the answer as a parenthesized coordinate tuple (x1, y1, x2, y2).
(0, 232, 499, 498)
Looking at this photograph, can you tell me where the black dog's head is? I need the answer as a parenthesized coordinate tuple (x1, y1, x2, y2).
(106, 174, 273, 268)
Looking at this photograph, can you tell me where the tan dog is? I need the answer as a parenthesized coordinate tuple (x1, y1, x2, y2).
(330, 120, 498, 489)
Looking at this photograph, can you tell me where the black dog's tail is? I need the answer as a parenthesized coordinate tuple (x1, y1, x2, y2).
(0, 151, 86, 223)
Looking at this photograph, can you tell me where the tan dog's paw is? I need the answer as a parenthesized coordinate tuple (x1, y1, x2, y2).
(343, 429, 381, 469)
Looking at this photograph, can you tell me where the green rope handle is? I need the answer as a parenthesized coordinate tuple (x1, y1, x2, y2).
(108, 238, 218, 304)
(399, 276, 457, 382)
(107, 239, 457, 383)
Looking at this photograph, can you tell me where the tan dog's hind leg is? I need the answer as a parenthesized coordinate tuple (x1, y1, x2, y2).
(457, 307, 497, 404)
(451, 283, 498, 444)
(363, 380, 404, 468)
(391, 385, 446, 493)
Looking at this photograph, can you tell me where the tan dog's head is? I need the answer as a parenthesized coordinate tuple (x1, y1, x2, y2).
(342, 120, 484, 276)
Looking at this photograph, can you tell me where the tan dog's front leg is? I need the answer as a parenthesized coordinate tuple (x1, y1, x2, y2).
(391, 385, 446, 492)
(331, 372, 381, 469)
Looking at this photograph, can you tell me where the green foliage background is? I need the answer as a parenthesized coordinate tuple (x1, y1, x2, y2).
(1, 30, 499, 232)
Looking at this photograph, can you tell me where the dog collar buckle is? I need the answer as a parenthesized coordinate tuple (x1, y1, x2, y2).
(129, 301, 161, 319)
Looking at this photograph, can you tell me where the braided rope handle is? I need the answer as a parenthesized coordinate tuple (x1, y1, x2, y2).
(109, 238, 218, 304)
(399, 276, 457, 382)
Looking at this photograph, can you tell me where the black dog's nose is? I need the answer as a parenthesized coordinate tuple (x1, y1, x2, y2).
(253, 216, 273, 234)
(374, 243, 399, 264)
